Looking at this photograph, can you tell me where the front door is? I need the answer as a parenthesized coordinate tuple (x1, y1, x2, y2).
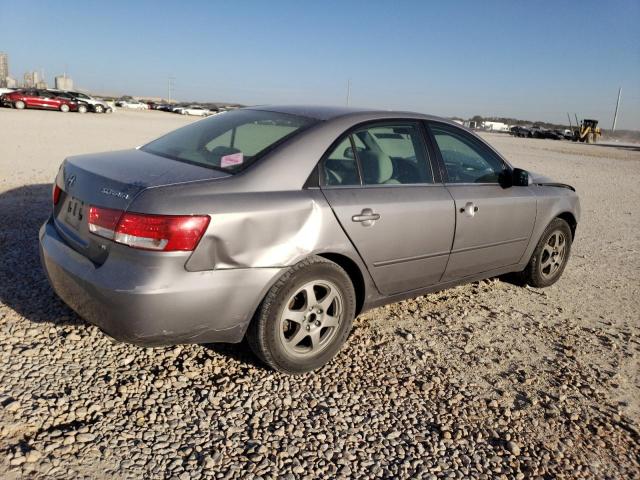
(37, 91, 56, 109)
(320, 122, 455, 295)
(427, 122, 537, 281)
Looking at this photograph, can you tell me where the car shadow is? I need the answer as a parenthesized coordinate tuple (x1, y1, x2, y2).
(203, 339, 266, 370)
(0, 183, 81, 326)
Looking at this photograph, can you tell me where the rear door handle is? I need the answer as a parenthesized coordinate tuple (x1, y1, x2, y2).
(352, 208, 380, 226)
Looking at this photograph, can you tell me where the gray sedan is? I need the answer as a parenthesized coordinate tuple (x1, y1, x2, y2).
(39, 106, 580, 373)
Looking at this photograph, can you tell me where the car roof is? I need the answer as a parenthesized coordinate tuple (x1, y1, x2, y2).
(247, 104, 449, 123)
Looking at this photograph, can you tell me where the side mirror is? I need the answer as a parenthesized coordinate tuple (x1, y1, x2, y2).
(512, 168, 530, 187)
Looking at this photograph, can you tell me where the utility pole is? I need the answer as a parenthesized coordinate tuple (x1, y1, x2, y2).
(611, 87, 622, 132)
(168, 76, 175, 104)
(346, 79, 351, 106)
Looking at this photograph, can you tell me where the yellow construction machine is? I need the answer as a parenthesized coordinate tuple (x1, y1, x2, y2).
(572, 118, 601, 144)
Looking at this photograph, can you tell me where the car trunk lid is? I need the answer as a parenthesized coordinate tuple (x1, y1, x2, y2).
(53, 148, 229, 263)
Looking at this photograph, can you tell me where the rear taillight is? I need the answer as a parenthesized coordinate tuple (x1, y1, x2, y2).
(88, 206, 210, 252)
(52, 184, 62, 205)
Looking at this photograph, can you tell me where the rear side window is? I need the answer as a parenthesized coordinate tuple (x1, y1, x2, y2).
(353, 123, 432, 185)
(142, 109, 316, 173)
(324, 137, 360, 186)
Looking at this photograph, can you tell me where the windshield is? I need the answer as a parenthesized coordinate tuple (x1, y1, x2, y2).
(141, 109, 316, 173)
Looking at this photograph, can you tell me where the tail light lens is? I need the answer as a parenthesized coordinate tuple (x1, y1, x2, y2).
(88, 206, 210, 252)
(52, 184, 62, 205)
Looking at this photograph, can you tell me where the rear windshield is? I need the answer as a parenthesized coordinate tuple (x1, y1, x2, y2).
(141, 109, 316, 173)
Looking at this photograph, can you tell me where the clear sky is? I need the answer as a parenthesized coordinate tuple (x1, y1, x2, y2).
(1, 0, 639, 129)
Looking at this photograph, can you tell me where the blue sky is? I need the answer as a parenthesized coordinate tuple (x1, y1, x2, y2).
(1, 0, 639, 129)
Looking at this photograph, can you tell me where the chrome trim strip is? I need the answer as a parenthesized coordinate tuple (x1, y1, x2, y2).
(373, 250, 450, 267)
(451, 237, 528, 254)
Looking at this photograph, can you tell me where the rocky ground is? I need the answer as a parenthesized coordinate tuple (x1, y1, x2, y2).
(0, 109, 638, 479)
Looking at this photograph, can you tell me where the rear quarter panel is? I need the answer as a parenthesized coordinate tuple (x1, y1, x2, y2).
(130, 184, 379, 299)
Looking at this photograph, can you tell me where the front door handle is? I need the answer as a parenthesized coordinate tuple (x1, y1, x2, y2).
(459, 202, 479, 217)
(352, 208, 380, 226)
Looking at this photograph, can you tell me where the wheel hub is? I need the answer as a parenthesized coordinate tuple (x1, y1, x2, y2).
(304, 306, 325, 330)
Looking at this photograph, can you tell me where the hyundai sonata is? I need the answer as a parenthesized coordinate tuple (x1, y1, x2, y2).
(39, 106, 580, 373)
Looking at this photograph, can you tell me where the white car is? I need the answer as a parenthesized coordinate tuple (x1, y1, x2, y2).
(0, 87, 17, 97)
(178, 105, 211, 116)
(117, 99, 148, 110)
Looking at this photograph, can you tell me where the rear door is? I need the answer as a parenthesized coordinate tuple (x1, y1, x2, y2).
(320, 121, 455, 295)
(427, 122, 537, 281)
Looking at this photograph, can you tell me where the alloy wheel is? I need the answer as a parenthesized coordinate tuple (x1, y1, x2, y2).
(539, 230, 567, 280)
(278, 280, 343, 358)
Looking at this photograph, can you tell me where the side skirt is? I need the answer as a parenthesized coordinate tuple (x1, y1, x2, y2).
(361, 263, 525, 313)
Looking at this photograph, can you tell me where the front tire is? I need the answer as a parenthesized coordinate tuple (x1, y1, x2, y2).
(94, 105, 104, 113)
(60, 104, 70, 113)
(246, 256, 356, 374)
(522, 218, 572, 288)
(14, 100, 25, 110)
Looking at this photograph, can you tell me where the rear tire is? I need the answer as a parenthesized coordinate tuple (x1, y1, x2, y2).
(78, 104, 87, 114)
(522, 218, 572, 288)
(14, 101, 25, 110)
(246, 256, 356, 374)
(60, 104, 70, 113)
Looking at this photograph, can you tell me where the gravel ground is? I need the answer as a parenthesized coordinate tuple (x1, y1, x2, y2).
(0, 109, 639, 479)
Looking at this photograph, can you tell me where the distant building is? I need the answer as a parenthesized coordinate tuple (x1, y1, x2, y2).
(36, 81, 48, 89)
(5, 76, 16, 88)
(23, 71, 40, 88)
(0, 52, 9, 87)
(55, 74, 73, 91)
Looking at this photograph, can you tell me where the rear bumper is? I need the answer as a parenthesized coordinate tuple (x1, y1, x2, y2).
(39, 217, 282, 346)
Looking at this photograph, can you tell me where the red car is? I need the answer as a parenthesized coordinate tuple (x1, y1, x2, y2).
(1, 89, 80, 112)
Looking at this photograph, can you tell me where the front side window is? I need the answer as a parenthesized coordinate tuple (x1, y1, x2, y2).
(430, 124, 506, 183)
(352, 123, 432, 185)
(142, 109, 316, 173)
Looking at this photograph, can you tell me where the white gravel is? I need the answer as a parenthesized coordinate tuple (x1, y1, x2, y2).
(0, 109, 638, 479)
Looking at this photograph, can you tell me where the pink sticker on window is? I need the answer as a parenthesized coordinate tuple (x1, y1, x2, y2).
(220, 152, 243, 168)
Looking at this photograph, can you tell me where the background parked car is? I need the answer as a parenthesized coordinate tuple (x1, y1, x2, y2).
(548, 130, 566, 140)
(1, 89, 80, 112)
(46, 91, 91, 113)
(62, 90, 112, 113)
(178, 105, 212, 116)
(0, 87, 17, 99)
(510, 126, 532, 138)
(155, 104, 176, 112)
(116, 99, 148, 110)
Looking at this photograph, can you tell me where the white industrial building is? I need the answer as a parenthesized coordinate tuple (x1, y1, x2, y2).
(482, 121, 510, 132)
